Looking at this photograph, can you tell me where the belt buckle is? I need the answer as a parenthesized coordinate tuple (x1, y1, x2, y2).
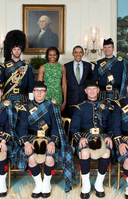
(37, 130, 45, 137)
(91, 128, 99, 134)
(13, 88, 19, 94)
(106, 84, 112, 91)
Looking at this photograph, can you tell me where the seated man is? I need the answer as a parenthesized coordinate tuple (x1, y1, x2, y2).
(18, 81, 75, 198)
(70, 80, 113, 199)
(112, 97, 128, 199)
(0, 107, 11, 197)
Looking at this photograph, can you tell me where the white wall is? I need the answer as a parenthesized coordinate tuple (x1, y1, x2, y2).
(0, 0, 117, 64)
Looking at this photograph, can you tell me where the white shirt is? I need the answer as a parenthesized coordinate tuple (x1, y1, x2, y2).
(73, 61, 83, 80)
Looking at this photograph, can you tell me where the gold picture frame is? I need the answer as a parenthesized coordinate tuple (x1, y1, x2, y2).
(22, 4, 65, 54)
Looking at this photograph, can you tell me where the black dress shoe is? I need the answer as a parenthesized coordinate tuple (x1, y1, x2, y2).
(95, 189, 105, 198)
(80, 192, 90, 199)
(41, 192, 51, 198)
(125, 194, 128, 199)
(31, 192, 41, 198)
(0, 192, 7, 197)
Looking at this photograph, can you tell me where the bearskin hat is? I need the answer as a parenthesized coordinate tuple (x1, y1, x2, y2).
(4, 29, 26, 62)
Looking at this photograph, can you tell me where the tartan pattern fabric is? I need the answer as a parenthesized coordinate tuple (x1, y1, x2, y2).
(5, 61, 23, 77)
(98, 57, 118, 76)
(18, 99, 75, 192)
(0, 100, 19, 162)
(98, 90, 120, 100)
(119, 58, 128, 98)
(121, 111, 128, 123)
(95, 99, 113, 127)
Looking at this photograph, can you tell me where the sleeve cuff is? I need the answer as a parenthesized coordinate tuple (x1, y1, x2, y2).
(108, 131, 113, 139)
(73, 132, 82, 145)
(3, 133, 11, 143)
(114, 136, 123, 148)
(19, 136, 29, 146)
(51, 135, 60, 146)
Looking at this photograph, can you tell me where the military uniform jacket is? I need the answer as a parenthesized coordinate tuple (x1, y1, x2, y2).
(70, 99, 112, 144)
(0, 59, 35, 98)
(0, 108, 10, 143)
(112, 97, 128, 147)
(93, 56, 125, 88)
(19, 99, 60, 145)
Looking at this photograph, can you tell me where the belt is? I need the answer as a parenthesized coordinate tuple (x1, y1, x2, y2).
(100, 84, 121, 91)
(81, 128, 107, 134)
(122, 130, 128, 136)
(28, 129, 50, 137)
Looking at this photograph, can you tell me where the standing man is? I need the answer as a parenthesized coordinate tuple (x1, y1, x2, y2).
(70, 80, 113, 198)
(112, 97, 128, 199)
(93, 38, 128, 100)
(30, 15, 58, 48)
(18, 81, 75, 198)
(64, 45, 92, 117)
(0, 29, 35, 164)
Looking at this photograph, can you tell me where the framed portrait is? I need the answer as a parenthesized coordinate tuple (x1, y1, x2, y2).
(22, 4, 65, 54)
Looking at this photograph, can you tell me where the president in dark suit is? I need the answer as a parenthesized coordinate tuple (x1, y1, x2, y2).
(64, 45, 92, 117)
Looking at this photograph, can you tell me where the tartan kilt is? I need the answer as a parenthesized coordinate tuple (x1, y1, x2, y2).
(8, 135, 61, 171)
(75, 133, 111, 158)
(116, 136, 128, 166)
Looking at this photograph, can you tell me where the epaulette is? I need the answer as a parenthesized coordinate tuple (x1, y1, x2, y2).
(70, 105, 81, 110)
(24, 60, 30, 64)
(51, 98, 57, 104)
(78, 100, 86, 106)
(0, 63, 5, 68)
(117, 56, 123, 61)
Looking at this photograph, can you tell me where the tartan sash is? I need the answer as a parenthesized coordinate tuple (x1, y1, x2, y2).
(119, 98, 128, 123)
(5, 60, 23, 77)
(28, 100, 51, 125)
(119, 58, 128, 98)
(2, 63, 28, 99)
(95, 101, 105, 126)
(98, 57, 118, 76)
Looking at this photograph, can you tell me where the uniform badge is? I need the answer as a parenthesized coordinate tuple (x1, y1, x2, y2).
(100, 61, 106, 68)
(117, 56, 123, 61)
(100, 104, 105, 109)
(51, 98, 57, 104)
(3, 100, 10, 106)
(6, 61, 13, 68)
(29, 107, 37, 115)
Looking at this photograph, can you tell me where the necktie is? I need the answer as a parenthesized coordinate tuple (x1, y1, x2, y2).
(76, 63, 80, 84)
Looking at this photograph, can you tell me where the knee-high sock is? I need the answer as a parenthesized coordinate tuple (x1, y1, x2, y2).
(28, 164, 40, 176)
(44, 164, 55, 176)
(98, 157, 110, 175)
(79, 158, 90, 175)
